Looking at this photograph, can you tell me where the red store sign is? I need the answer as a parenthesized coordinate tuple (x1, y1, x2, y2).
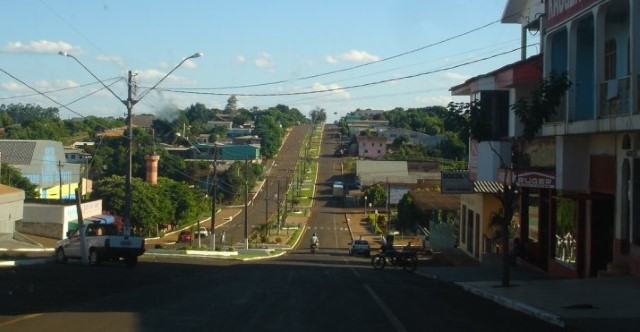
(516, 171, 555, 189)
(546, 0, 599, 29)
(498, 169, 556, 189)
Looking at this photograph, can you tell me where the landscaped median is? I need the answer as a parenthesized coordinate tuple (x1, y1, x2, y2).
(143, 247, 287, 261)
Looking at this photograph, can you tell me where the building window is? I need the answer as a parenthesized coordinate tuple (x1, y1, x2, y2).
(528, 193, 540, 244)
(554, 198, 577, 267)
(371, 143, 374, 147)
(377, 150, 381, 154)
(364, 150, 368, 153)
(604, 39, 616, 80)
(461, 205, 467, 244)
(466, 208, 474, 250)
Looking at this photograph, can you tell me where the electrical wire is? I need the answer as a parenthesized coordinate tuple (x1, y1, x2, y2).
(158, 46, 525, 98)
(165, 15, 518, 91)
(0, 77, 123, 101)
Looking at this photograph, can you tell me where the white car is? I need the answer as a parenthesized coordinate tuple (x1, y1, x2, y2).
(223, 216, 233, 222)
(194, 227, 210, 238)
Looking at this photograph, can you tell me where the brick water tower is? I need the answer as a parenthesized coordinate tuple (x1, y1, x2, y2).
(145, 153, 160, 185)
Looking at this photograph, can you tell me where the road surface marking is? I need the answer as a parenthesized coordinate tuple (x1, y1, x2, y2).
(0, 313, 43, 327)
(364, 283, 409, 332)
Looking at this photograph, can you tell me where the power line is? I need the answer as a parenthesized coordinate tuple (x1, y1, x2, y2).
(0, 68, 130, 136)
(159, 15, 518, 91)
(0, 77, 123, 101)
(158, 46, 525, 98)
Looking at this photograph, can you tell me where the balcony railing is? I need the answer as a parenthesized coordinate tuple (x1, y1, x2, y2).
(600, 76, 631, 116)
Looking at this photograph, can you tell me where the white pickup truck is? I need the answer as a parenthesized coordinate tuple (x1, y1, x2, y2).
(55, 221, 145, 267)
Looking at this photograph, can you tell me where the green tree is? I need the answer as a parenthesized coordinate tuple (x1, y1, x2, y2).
(254, 112, 284, 158)
(0, 162, 39, 199)
(224, 95, 238, 116)
(396, 193, 426, 230)
(309, 107, 327, 124)
(364, 182, 387, 207)
(90, 175, 206, 236)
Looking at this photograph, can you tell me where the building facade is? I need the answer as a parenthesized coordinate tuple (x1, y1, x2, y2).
(452, 0, 639, 278)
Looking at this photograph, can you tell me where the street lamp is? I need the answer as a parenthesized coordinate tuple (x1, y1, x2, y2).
(364, 196, 368, 216)
(60, 51, 202, 235)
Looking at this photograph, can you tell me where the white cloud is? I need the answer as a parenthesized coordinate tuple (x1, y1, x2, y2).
(1, 79, 79, 93)
(181, 58, 198, 69)
(235, 55, 246, 64)
(415, 95, 453, 107)
(324, 55, 338, 64)
(136, 69, 196, 85)
(342, 50, 380, 62)
(324, 49, 380, 64)
(254, 52, 275, 70)
(312, 82, 350, 99)
(1, 81, 24, 91)
(444, 71, 471, 83)
(96, 55, 125, 67)
(1, 40, 82, 54)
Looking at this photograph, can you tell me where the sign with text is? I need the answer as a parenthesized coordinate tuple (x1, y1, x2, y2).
(441, 170, 474, 194)
(468, 139, 478, 181)
(516, 171, 556, 189)
(497, 169, 556, 189)
(546, 0, 598, 29)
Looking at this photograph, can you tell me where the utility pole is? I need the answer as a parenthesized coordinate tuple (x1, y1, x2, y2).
(265, 177, 269, 236)
(58, 160, 64, 200)
(387, 177, 391, 231)
(210, 152, 218, 251)
(277, 179, 281, 234)
(59, 52, 202, 237)
(124, 70, 135, 236)
(244, 157, 249, 249)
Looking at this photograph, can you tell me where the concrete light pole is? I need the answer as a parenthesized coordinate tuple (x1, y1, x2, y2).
(60, 51, 202, 235)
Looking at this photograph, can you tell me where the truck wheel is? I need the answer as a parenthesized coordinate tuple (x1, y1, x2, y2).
(89, 248, 100, 266)
(125, 255, 138, 267)
(56, 248, 67, 263)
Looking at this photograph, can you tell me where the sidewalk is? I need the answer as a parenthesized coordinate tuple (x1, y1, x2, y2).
(345, 213, 640, 331)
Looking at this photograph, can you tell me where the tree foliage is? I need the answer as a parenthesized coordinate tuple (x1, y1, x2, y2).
(90, 175, 206, 236)
(513, 71, 572, 140)
(364, 182, 387, 207)
(396, 193, 426, 230)
(0, 162, 39, 199)
(309, 107, 327, 124)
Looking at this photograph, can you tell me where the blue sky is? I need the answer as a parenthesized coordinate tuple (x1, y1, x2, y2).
(0, 0, 538, 123)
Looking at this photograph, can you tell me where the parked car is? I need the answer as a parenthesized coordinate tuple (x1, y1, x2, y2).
(177, 230, 192, 243)
(195, 227, 210, 238)
(348, 239, 371, 257)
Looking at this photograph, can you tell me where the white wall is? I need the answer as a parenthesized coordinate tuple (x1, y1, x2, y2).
(0, 200, 23, 233)
(476, 141, 512, 182)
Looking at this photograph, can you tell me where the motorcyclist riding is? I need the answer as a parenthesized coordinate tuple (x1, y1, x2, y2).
(310, 233, 319, 253)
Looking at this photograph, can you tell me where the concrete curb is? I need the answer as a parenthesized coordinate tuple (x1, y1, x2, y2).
(0, 258, 53, 268)
(460, 283, 565, 327)
(415, 270, 565, 328)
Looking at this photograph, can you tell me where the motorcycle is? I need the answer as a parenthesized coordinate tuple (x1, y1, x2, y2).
(310, 242, 319, 254)
(371, 249, 417, 272)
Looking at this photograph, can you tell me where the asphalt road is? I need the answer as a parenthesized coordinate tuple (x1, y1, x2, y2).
(0, 251, 561, 331)
(0, 124, 562, 332)
(214, 124, 308, 247)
